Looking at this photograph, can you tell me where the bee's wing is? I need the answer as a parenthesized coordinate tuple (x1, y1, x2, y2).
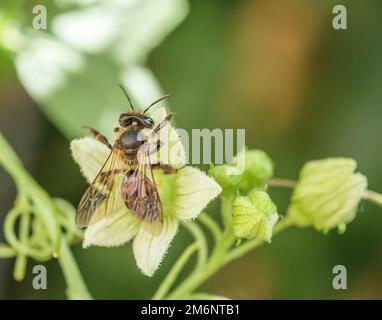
(122, 142, 163, 236)
(76, 147, 128, 228)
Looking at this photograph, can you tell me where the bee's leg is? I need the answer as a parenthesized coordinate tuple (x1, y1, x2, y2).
(151, 113, 175, 137)
(149, 140, 163, 154)
(151, 162, 178, 174)
(83, 126, 112, 149)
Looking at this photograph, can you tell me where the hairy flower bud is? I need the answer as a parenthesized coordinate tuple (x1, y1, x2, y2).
(232, 190, 278, 242)
(209, 148, 274, 193)
(208, 156, 244, 191)
(240, 150, 274, 191)
(287, 158, 367, 232)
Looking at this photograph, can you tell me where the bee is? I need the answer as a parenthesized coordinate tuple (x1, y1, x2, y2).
(75, 85, 177, 235)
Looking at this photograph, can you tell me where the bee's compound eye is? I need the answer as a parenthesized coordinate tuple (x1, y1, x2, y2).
(144, 117, 154, 127)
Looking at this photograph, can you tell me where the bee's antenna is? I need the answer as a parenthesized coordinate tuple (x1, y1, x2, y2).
(119, 84, 135, 111)
(144, 94, 171, 113)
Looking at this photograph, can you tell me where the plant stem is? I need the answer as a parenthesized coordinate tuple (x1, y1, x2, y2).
(267, 178, 296, 188)
(0, 243, 17, 258)
(221, 195, 234, 227)
(363, 190, 382, 208)
(167, 218, 292, 299)
(152, 242, 199, 300)
(0, 132, 92, 299)
(181, 293, 229, 300)
(13, 211, 30, 281)
(58, 241, 92, 300)
(198, 212, 222, 242)
(223, 217, 292, 265)
(166, 229, 235, 299)
(182, 222, 208, 271)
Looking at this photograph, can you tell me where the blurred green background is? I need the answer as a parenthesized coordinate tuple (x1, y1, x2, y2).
(1, 0, 382, 299)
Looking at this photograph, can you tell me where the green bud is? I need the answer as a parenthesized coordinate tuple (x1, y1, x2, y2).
(232, 190, 278, 242)
(287, 158, 367, 232)
(209, 148, 274, 193)
(240, 150, 274, 191)
(208, 147, 246, 191)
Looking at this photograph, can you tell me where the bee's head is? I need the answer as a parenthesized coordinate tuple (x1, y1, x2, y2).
(119, 113, 155, 129)
(118, 84, 170, 129)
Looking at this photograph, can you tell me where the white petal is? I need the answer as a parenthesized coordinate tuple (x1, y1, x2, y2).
(149, 107, 167, 124)
(175, 167, 222, 220)
(83, 209, 140, 248)
(133, 217, 178, 277)
(70, 137, 110, 183)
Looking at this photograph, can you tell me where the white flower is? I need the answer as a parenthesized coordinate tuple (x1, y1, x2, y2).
(71, 107, 221, 276)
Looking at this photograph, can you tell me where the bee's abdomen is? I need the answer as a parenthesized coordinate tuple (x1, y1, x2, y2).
(121, 173, 161, 221)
